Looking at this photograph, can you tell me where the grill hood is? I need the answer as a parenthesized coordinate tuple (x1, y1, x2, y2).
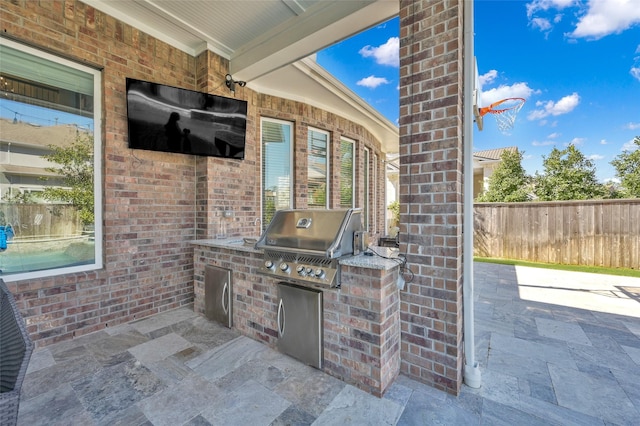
(255, 208, 362, 258)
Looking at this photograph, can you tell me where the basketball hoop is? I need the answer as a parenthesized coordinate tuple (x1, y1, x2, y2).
(479, 97, 525, 133)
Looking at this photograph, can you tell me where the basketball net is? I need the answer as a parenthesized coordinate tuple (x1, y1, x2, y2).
(479, 97, 525, 133)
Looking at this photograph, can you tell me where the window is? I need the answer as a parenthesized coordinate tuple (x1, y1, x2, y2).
(363, 147, 370, 230)
(307, 128, 329, 209)
(0, 38, 102, 281)
(339, 138, 355, 208)
(261, 118, 293, 228)
(373, 153, 378, 234)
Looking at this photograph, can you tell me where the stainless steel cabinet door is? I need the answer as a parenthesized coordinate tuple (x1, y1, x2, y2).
(205, 265, 232, 328)
(277, 282, 323, 369)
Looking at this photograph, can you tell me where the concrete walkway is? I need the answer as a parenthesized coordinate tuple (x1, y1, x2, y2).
(17, 262, 640, 425)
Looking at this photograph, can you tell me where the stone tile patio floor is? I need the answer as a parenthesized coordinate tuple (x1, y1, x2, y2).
(16, 262, 640, 425)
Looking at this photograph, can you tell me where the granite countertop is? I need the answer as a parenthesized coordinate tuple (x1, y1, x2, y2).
(339, 247, 403, 271)
(191, 238, 403, 271)
(190, 237, 261, 253)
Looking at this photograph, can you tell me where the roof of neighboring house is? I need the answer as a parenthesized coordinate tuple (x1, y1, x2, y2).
(1, 164, 59, 177)
(0, 118, 81, 148)
(0, 119, 82, 183)
(473, 146, 518, 161)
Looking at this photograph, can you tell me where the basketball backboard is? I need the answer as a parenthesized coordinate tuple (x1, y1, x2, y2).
(472, 57, 484, 131)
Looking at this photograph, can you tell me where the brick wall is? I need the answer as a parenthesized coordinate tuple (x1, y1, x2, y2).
(398, 0, 466, 394)
(1, 0, 386, 347)
(2, 0, 201, 346)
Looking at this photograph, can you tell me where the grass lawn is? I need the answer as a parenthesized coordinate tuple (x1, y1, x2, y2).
(475, 257, 640, 278)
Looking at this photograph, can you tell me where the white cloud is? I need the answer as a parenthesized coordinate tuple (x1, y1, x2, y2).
(567, 137, 586, 146)
(359, 37, 399, 67)
(527, 0, 640, 39)
(587, 154, 604, 161)
(526, 0, 575, 18)
(526, 0, 576, 32)
(624, 122, 640, 130)
(631, 67, 640, 82)
(547, 132, 561, 139)
(531, 17, 552, 31)
(570, 0, 640, 39)
(480, 82, 537, 105)
(478, 70, 498, 87)
(532, 140, 556, 146)
(621, 138, 639, 151)
(527, 92, 580, 120)
(356, 75, 389, 89)
(600, 139, 608, 144)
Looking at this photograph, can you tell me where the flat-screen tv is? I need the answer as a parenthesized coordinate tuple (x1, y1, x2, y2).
(126, 78, 247, 159)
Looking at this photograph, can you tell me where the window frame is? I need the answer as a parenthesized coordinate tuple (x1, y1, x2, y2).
(306, 127, 330, 209)
(0, 38, 103, 282)
(373, 153, 378, 235)
(339, 137, 355, 209)
(260, 117, 294, 229)
(363, 146, 370, 231)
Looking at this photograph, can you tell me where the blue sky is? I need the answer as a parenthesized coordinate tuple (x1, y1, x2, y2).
(317, 0, 640, 183)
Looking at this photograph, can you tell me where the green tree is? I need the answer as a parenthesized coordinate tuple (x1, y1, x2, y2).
(533, 144, 605, 201)
(41, 130, 94, 225)
(477, 149, 531, 202)
(610, 136, 640, 198)
(1, 190, 38, 203)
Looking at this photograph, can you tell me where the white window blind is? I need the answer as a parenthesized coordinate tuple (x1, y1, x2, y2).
(261, 118, 293, 228)
(307, 128, 329, 209)
(339, 138, 355, 208)
(363, 147, 370, 230)
(373, 153, 378, 234)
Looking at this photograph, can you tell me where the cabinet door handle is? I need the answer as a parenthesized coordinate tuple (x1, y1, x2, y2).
(277, 299, 285, 336)
(222, 282, 229, 315)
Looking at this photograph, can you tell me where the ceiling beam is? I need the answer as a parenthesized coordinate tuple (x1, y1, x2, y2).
(230, 0, 398, 82)
(282, 0, 305, 15)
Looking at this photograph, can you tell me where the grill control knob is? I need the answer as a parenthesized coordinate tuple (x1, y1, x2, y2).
(296, 265, 306, 276)
(279, 262, 290, 273)
(306, 267, 313, 275)
(264, 260, 274, 270)
(314, 269, 325, 279)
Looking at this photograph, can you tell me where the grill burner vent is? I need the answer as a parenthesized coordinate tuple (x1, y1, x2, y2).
(264, 251, 333, 267)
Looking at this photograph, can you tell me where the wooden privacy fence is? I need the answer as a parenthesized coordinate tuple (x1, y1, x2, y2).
(0, 204, 82, 239)
(474, 199, 640, 269)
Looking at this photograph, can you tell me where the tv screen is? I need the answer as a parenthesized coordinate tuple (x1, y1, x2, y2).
(126, 78, 247, 159)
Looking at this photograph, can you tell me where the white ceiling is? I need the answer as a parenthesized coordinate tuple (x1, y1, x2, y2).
(83, 0, 400, 153)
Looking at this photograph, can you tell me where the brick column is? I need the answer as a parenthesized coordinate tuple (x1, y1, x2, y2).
(193, 49, 261, 239)
(194, 51, 215, 239)
(324, 264, 401, 397)
(398, 0, 465, 394)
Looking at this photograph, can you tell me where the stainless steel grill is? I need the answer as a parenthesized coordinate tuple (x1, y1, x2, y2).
(255, 208, 363, 287)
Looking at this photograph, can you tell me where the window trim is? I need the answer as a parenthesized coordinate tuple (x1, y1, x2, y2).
(0, 38, 103, 282)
